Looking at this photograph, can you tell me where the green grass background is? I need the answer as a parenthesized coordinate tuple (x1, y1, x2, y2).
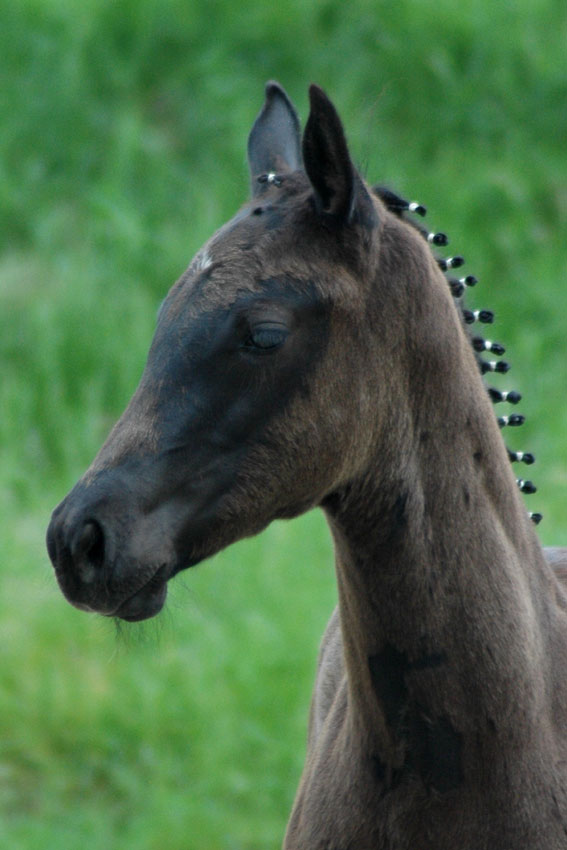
(1, 0, 566, 847)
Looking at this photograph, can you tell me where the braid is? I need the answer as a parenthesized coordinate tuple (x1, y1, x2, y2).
(374, 184, 542, 525)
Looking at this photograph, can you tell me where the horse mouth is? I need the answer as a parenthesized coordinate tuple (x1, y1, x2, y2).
(54, 563, 172, 623)
(110, 568, 170, 622)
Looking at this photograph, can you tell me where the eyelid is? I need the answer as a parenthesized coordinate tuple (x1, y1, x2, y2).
(250, 319, 288, 332)
(244, 320, 289, 352)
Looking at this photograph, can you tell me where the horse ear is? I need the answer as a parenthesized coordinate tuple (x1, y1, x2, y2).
(247, 81, 302, 195)
(302, 84, 356, 221)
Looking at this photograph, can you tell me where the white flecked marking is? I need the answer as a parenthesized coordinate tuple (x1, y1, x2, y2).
(195, 248, 213, 271)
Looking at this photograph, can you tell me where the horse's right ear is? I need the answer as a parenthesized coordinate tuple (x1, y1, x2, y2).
(247, 81, 302, 196)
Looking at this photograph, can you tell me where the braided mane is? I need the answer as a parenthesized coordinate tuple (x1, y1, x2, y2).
(373, 185, 542, 525)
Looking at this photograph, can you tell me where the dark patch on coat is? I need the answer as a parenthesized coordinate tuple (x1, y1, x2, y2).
(370, 754, 409, 797)
(368, 643, 461, 794)
(409, 650, 447, 672)
(368, 644, 408, 732)
(406, 707, 463, 794)
(393, 492, 409, 532)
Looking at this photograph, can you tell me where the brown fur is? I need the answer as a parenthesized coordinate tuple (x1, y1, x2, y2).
(46, 83, 567, 848)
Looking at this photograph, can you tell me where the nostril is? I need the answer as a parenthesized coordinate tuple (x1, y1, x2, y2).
(74, 519, 105, 579)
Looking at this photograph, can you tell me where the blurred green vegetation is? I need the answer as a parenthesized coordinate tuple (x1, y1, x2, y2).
(1, 0, 566, 847)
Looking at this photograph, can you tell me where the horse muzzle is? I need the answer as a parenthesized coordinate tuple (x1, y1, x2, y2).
(46, 482, 175, 622)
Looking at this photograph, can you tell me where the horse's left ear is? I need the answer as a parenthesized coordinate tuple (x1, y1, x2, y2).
(247, 81, 302, 195)
(302, 84, 364, 223)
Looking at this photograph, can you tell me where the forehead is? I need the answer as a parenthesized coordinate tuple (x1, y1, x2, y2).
(163, 173, 365, 320)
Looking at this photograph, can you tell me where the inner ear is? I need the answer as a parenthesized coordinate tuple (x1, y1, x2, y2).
(302, 84, 355, 221)
(247, 81, 302, 195)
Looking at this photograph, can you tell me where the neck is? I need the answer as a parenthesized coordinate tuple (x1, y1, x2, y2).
(322, 320, 550, 793)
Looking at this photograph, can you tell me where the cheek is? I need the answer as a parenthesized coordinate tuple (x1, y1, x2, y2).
(240, 389, 350, 508)
(306, 358, 373, 482)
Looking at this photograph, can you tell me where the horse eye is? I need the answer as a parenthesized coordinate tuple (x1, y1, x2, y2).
(244, 323, 289, 352)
